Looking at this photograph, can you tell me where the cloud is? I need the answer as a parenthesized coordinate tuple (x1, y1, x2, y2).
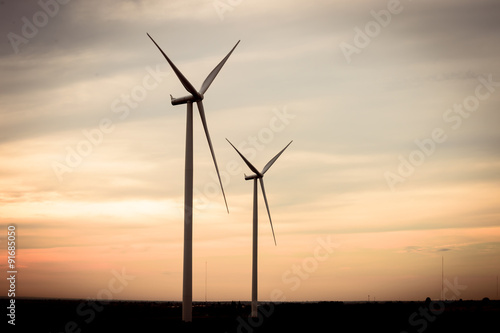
(437, 248, 451, 252)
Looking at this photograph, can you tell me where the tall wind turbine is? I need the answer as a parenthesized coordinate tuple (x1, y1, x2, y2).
(227, 139, 292, 317)
(148, 33, 239, 322)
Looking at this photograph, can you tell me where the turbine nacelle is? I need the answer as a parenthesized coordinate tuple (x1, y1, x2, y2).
(171, 93, 204, 106)
(244, 173, 262, 181)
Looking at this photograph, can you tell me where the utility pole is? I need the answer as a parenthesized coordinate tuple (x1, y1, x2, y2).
(441, 256, 444, 301)
(205, 261, 208, 305)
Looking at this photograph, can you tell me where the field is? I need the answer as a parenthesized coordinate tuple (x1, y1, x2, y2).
(2, 298, 499, 332)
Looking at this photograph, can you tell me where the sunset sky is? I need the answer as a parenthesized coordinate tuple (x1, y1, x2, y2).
(1, 0, 499, 302)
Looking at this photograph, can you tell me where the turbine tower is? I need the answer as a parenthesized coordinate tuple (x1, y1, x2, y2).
(227, 139, 292, 317)
(148, 33, 239, 322)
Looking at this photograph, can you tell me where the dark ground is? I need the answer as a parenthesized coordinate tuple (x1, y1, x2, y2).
(2, 298, 499, 332)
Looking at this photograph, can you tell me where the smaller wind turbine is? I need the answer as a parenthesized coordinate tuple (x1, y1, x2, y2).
(226, 139, 292, 317)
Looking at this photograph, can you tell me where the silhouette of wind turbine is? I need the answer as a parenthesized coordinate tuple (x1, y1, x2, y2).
(148, 33, 239, 322)
(226, 139, 292, 317)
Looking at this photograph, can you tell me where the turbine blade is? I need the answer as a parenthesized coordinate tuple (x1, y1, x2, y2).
(259, 178, 277, 246)
(196, 101, 229, 213)
(226, 138, 260, 176)
(147, 33, 198, 97)
(199, 40, 240, 95)
(261, 140, 293, 175)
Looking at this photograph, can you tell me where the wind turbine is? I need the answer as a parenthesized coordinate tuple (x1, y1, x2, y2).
(147, 33, 239, 322)
(226, 139, 292, 317)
